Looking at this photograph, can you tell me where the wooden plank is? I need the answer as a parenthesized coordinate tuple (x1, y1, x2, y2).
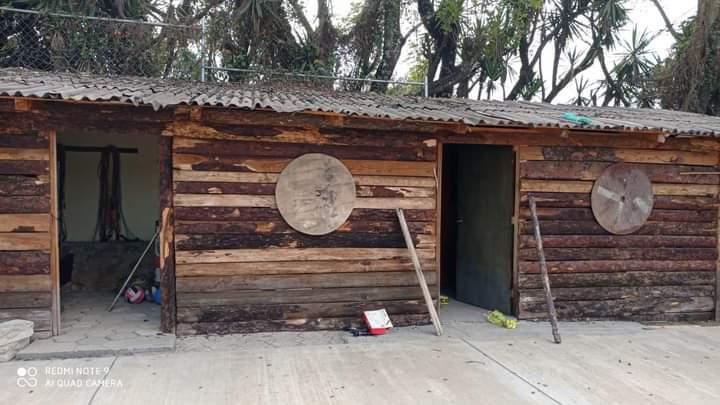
(177, 300, 429, 323)
(519, 247, 717, 261)
(521, 192, 718, 210)
(172, 137, 434, 161)
(519, 260, 717, 274)
(176, 314, 431, 335)
(0, 292, 52, 309)
(519, 220, 717, 236)
(173, 170, 436, 187)
(518, 271, 714, 289)
(177, 271, 437, 292)
(0, 175, 49, 196)
(520, 285, 714, 303)
(0, 214, 50, 232)
(0, 196, 49, 213)
(0, 251, 50, 275)
(520, 179, 719, 196)
(519, 235, 716, 249)
(176, 259, 436, 277)
(176, 247, 436, 264)
(48, 130, 59, 336)
(178, 286, 437, 307)
(159, 136, 176, 334)
(175, 220, 434, 235)
(0, 148, 49, 161)
(0, 233, 51, 250)
(175, 232, 415, 251)
(173, 154, 436, 177)
(0, 134, 49, 149)
(173, 194, 435, 210)
(0, 308, 51, 331)
(0, 160, 49, 175)
(0, 275, 52, 292)
(174, 182, 275, 195)
(521, 161, 720, 184)
(519, 207, 716, 223)
(174, 207, 435, 222)
(519, 146, 719, 166)
(519, 296, 715, 319)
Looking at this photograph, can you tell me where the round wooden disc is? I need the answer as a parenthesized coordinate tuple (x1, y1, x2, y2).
(591, 163, 654, 235)
(275, 153, 356, 235)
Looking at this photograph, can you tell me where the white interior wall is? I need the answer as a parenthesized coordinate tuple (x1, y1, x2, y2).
(58, 133, 159, 241)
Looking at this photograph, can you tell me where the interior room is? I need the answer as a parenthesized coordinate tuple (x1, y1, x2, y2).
(440, 144, 516, 316)
(56, 132, 161, 336)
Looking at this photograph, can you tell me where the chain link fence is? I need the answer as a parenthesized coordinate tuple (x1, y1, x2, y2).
(0, 7, 426, 94)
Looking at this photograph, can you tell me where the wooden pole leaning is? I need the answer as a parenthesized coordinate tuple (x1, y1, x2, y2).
(396, 208, 443, 336)
(528, 196, 562, 344)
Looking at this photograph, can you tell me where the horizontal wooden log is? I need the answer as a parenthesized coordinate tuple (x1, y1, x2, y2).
(519, 247, 717, 261)
(0, 160, 49, 175)
(176, 314, 431, 335)
(0, 274, 51, 292)
(175, 220, 434, 235)
(0, 292, 51, 309)
(0, 233, 50, 250)
(173, 137, 435, 161)
(0, 134, 48, 149)
(174, 207, 435, 222)
(174, 182, 275, 195)
(0, 175, 49, 196)
(178, 286, 437, 306)
(519, 220, 717, 236)
(518, 271, 714, 289)
(519, 235, 716, 249)
(519, 260, 717, 274)
(176, 247, 435, 264)
(519, 296, 715, 320)
(519, 146, 718, 166)
(173, 154, 436, 177)
(174, 170, 437, 187)
(520, 179, 719, 196)
(520, 285, 714, 303)
(175, 231, 417, 250)
(176, 259, 435, 277)
(616, 312, 714, 322)
(0, 196, 49, 213)
(173, 194, 436, 210)
(520, 161, 720, 184)
(177, 271, 437, 292)
(177, 300, 429, 323)
(0, 148, 48, 161)
(0, 251, 50, 275)
(0, 308, 51, 331)
(521, 192, 718, 210)
(520, 207, 716, 222)
(0, 214, 50, 232)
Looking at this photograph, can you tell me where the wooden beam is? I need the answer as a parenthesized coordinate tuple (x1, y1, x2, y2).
(159, 136, 176, 334)
(46, 130, 60, 336)
(61, 145, 138, 154)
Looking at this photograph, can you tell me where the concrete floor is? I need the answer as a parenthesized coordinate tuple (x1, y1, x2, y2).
(16, 290, 175, 360)
(1, 300, 719, 404)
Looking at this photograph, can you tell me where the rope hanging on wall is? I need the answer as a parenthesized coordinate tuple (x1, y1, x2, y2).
(93, 146, 138, 242)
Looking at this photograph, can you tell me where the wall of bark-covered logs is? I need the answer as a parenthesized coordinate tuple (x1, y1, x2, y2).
(0, 132, 54, 334)
(517, 145, 718, 321)
(167, 124, 439, 335)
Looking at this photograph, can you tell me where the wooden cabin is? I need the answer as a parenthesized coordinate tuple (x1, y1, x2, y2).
(1, 68, 719, 337)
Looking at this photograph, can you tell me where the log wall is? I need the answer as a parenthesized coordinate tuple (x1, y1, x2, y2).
(517, 145, 719, 321)
(170, 128, 438, 335)
(0, 132, 53, 333)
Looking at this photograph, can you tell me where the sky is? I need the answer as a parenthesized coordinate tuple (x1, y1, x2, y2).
(315, 0, 697, 103)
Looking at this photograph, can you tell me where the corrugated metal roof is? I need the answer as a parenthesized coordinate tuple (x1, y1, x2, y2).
(2, 68, 720, 137)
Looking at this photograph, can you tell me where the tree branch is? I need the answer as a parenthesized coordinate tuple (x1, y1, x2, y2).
(649, 0, 681, 40)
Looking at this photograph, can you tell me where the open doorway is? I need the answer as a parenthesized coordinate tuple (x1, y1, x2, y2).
(56, 133, 161, 338)
(441, 144, 515, 315)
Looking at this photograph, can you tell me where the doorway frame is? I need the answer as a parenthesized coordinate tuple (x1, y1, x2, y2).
(49, 132, 177, 335)
(436, 140, 521, 315)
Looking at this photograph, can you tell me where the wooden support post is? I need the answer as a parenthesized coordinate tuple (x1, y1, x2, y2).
(528, 196, 561, 344)
(46, 130, 61, 336)
(397, 208, 443, 336)
(159, 136, 177, 334)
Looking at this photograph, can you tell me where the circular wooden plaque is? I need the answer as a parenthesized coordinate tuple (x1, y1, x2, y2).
(275, 153, 356, 235)
(591, 163, 654, 235)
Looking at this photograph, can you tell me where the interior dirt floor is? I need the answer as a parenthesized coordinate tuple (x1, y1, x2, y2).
(16, 290, 174, 360)
(2, 299, 719, 404)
